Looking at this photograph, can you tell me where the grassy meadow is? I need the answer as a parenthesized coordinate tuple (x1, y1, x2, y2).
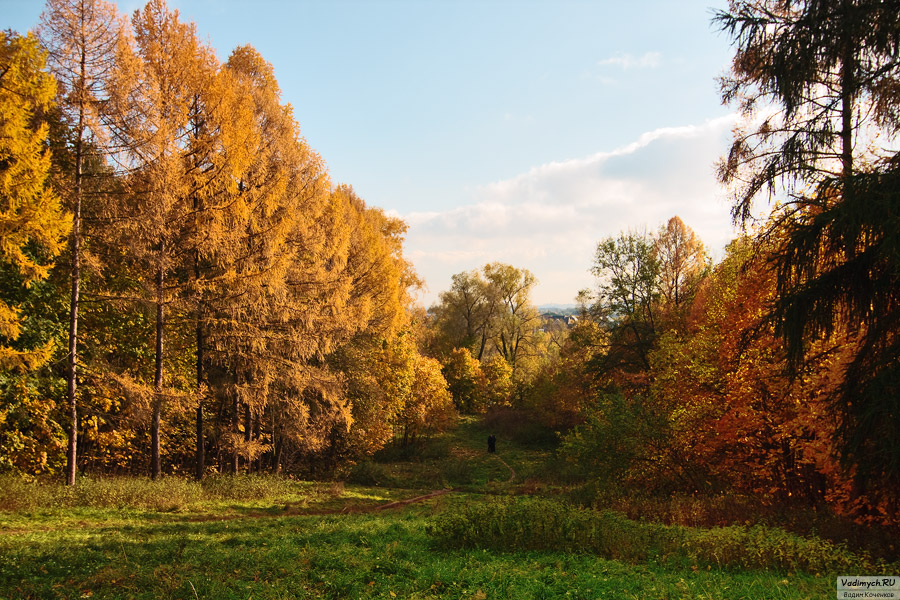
(1, 419, 894, 600)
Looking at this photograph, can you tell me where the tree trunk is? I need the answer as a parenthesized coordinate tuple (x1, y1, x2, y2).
(272, 409, 281, 474)
(840, 2, 855, 206)
(65, 39, 87, 488)
(65, 125, 83, 487)
(191, 99, 206, 481)
(195, 274, 205, 480)
(195, 400, 204, 479)
(231, 394, 240, 473)
(151, 265, 165, 480)
(244, 403, 253, 473)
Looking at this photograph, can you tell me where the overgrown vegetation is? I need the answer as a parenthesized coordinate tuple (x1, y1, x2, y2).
(428, 496, 886, 574)
(0, 472, 359, 514)
(4, 423, 887, 600)
(1, 505, 838, 600)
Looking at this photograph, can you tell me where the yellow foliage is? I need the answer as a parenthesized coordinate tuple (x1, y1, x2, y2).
(0, 31, 71, 371)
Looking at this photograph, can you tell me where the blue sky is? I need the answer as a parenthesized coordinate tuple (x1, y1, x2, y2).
(4, 0, 742, 306)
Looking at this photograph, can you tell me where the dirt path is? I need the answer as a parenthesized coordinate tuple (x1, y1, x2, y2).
(0, 489, 455, 535)
(185, 488, 454, 522)
(495, 455, 516, 483)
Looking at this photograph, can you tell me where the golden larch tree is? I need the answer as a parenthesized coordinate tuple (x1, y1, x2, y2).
(0, 31, 70, 371)
(39, 0, 122, 486)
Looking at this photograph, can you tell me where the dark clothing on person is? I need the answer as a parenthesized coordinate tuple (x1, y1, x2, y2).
(487, 434, 496, 453)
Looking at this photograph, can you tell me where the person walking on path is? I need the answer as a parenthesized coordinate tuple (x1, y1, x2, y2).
(487, 434, 496, 453)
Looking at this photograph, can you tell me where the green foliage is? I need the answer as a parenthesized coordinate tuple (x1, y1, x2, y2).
(589, 229, 661, 376)
(774, 169, 900, 493)
(0, 474, 202, 511)
(199, 473, 308, 502)
(428, 263, 542, 380)
(438, 456, 474, 486)
(558, 389, 671, 490)
(0, 417, 885, 600)
(347, 459, 392, 486)
(482, 407, 558, 446)
(428, 496, 884, 574)
(429, 497, 673, 561)
(0, 264, 68, 474)
(0, 369, 67, 474)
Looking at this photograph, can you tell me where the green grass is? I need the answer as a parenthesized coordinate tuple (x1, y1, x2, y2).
(351, 416, 544, 491)
(2, 501, 837, 600)
(0, 475, 403, 531)
(0, 419, 891, 599)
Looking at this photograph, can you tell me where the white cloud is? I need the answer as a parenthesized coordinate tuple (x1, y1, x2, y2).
(403, 115, 742, 306)
(598, 51, 662, 70)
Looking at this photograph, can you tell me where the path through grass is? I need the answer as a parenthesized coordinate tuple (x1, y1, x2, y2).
(2, 500, 835, 599)
(0, 420, 872, 599)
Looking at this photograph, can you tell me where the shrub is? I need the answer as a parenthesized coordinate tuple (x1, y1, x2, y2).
(347, 460, 392, 486)
(439, 457, 473, 486)
(428, 496, 886, 574)
(0, 474, 203, 511)
(200, 473, 300, 501)
(74, 476, 203, 510)
(483, 408, 557, 446)
(0, 473, 314, 512)
(0, 474, 55, 511)
(684, 525, 865, 573)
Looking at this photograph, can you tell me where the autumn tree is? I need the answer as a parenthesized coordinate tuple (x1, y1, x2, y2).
(107, 0, 253, 478)
(482, 262, 540, 374)
(442, 347, 483, 413)
(429, 263, 540, 374)
(224, 183, 415, 474)
(654, 215, 707, 325)
(399, 353, 455, 448)
(480, 353, 514, 408)
(590, 229, 660, 377)
(199, 43, 325, 476)
(0, 30, 70, 371)
(716, 0, 900, 499)
(427, 269, 495, 359)
(0, 2, 427, 480)
(38, 0, 121, 486)
(520, 318, 605, 433)
(326, 334, 403, 464)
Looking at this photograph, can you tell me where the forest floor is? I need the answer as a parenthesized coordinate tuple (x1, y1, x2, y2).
(0, 418, 874, 599)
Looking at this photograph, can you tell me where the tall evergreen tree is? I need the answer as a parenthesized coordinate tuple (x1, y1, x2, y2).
(716, 0, 900, 499)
